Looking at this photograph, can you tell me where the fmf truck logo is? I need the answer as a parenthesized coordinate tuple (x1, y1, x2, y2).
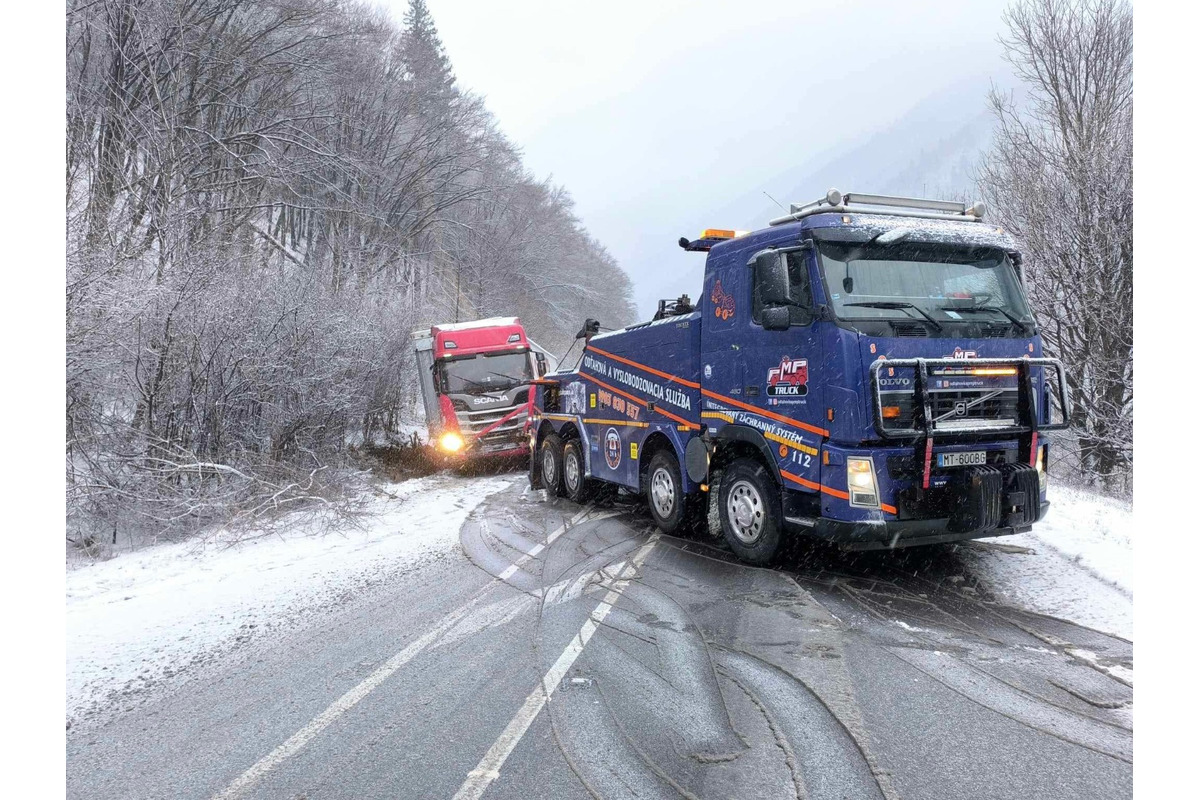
(710, 280, 735, 321)
(767, 357, 808, 397)
(604, 428, 622, 469)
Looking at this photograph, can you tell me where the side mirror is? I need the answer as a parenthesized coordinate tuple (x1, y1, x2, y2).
(535, 352, 547, 377)
(753, 251, 790, 306)
(761, 305, 791, 331)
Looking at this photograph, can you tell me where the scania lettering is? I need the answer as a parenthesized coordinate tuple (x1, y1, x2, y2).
(412, 317, 551, 461)
(529, 190, 1069, 563)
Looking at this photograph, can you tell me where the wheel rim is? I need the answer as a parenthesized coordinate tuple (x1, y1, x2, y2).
(542, 448, 557, 484)
(726, 479, 765, 544)
(565, 450, 580, 492)
(651, 466, 676, 519)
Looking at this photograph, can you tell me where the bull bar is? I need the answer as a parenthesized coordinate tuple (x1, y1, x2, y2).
(868, 357, 1070, 440)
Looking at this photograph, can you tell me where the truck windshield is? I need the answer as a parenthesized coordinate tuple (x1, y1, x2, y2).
(439, 351, 532, 394)
(817, 241, 1033, 328)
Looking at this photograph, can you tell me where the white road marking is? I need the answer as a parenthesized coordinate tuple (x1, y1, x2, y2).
(451, 536, 658, 800)
(212, 599, 479, 800)
(497, 508, 623, 584)
(212, 505, 621, 800)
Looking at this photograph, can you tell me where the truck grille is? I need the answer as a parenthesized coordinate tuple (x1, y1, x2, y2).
(454, 405, 528, 446)
(880, 388, 1019, 433)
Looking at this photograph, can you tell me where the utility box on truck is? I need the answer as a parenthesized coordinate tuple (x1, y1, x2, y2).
(529, 190, 1070, 563)
(412, 317, 549, 461)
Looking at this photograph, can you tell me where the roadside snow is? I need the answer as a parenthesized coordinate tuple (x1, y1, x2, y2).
(964, 484, 1133, 641)
(66, 473, 513, 722)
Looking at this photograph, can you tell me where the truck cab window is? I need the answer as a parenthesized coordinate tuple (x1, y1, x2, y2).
(752, 251, 813, 324)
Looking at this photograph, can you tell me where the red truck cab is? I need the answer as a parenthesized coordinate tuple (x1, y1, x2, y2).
(413, 317, 547, 460)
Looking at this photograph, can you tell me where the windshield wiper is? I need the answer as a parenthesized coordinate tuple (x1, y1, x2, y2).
(483, 371, 530, 389)
(844, 301, 944, 332)
(941, 305, 1033, 334)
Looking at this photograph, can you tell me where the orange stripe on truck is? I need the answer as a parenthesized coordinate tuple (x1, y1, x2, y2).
(579, 371, 698, 431)
(779, 470, 897, 515)
(585, 345, 701, 389)
(701, 389, 830, 438)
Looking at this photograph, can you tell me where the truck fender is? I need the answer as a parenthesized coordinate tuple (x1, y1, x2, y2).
(712, 425, 783, 487)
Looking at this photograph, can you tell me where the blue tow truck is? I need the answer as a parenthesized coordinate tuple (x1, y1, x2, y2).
(529, 190, 1069, 563)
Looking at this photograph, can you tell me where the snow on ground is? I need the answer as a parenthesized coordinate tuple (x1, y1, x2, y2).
(66, 473, 514, 722)
(964, 484, 1133, 642)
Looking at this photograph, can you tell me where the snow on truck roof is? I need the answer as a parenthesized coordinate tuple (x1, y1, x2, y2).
(431, 317, 520, 333)
(589, 310, 701, 343)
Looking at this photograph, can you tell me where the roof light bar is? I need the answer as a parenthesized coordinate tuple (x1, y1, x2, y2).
(768, 187, 987, 227)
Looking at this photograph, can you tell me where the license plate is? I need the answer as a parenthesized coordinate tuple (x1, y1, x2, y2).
(937, 450, 987, 468)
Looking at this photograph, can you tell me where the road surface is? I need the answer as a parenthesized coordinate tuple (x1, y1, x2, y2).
(66, 474, 1133, 799)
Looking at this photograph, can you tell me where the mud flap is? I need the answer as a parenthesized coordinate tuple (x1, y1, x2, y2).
(529, 438, 543, 489)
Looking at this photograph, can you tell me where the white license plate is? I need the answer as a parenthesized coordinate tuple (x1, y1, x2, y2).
(937, 451, 987, 468)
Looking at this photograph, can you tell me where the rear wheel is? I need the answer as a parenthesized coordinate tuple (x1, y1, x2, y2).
(646, 450, 687, 533)
(540, 433, 565, 496)
(562, 439, 594, 504)
(718, 458, 783, 565)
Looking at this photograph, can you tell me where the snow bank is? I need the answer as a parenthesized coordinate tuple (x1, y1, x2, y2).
(965, 484, 1133, 641)
(1032, 485, 1133, 595)
(66, 473, 513, 721)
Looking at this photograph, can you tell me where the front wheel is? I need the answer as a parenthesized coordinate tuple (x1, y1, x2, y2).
(718, 459, 783, 565)
(646, 451, 687, 534)
(540, 433, 565, 496)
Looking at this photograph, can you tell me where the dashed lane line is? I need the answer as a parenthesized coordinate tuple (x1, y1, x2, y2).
(451, 535, 659, 800)
(211, 505, 621, 800)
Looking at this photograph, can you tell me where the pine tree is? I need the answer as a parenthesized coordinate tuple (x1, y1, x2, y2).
(400, 0, 457, 108)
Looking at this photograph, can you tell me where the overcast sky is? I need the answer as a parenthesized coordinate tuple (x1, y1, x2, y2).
(383, 0, 1011, 318)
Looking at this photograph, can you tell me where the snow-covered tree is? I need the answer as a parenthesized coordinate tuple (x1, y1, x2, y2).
(978, 0, 1133, 491)
(64, 0, 636, 543)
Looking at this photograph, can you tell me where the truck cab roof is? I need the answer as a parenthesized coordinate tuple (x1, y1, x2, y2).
(708, 211, 1020, 265)
(428, 318, 529, 359)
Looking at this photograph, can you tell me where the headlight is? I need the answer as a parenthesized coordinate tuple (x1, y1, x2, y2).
(439, 431, 465, 453)
(847, 457, 880, 508)
(1036, 445, 1047, 492)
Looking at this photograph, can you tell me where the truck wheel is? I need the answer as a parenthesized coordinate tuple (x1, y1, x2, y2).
(646, 450, 687, 534)
(562, 439, 593, 504)
(540, 433, 566, 497)
(718, 459, 782, 565)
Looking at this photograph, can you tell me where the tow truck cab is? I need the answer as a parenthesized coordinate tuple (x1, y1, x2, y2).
(413, 317, 549, 460)
(530, 191, 1069, 562)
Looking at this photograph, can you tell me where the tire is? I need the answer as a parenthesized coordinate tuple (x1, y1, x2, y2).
(540, 433, 566, 497)
(646, 450, 687, 534)
(718, 458, 783, 564)
(562, 439, 594, 504)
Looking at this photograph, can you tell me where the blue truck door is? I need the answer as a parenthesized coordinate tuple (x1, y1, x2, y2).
(745, 248, 825, 482)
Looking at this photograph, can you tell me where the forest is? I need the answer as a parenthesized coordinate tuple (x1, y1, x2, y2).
(66, 0, 637, 541)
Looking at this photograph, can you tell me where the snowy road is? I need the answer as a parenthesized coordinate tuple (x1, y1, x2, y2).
(66, 474, 1132, 799)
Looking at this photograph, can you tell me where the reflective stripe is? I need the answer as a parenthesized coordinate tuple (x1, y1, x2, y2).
(701, 389, 830, 438)
(585, 345, 700, 389)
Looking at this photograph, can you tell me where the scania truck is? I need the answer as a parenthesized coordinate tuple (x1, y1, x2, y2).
(529, 191, 1069, 563)
(413, 317, 549, 461)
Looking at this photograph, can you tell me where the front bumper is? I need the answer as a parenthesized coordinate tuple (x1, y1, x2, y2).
(797, 501, 1050, 550)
